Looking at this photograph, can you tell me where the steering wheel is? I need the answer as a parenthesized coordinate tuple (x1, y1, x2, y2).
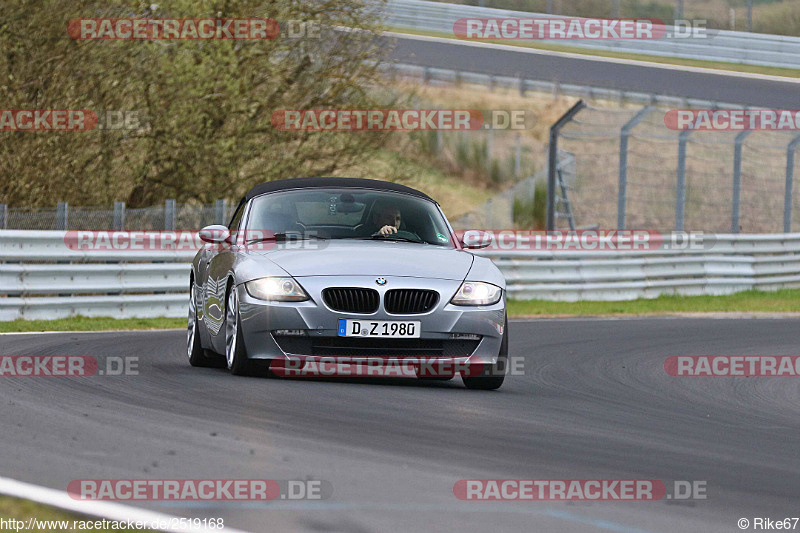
(371, 230, 421, 241)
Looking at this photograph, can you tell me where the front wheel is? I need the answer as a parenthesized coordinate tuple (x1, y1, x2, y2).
(225, 285, 254, 376)
(462, 316, 508, 391)
(188, 284, 224, 368)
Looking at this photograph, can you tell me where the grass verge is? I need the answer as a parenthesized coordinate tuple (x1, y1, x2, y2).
(0, 495, 133, 532)
(0, 316, 185, 333)
(2, 290, 800, 333)
(389, 27, 800, 79)
(508, 289, 800, 316)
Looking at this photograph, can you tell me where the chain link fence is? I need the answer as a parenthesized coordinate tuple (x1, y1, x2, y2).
(552, 104, 800, 233)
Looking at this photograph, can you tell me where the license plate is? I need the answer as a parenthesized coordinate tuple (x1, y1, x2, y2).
(338, 319, 420, 338)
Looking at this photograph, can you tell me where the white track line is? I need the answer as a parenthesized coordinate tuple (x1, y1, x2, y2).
(387, 31, 800, 84)
(0, 476, 249, 533)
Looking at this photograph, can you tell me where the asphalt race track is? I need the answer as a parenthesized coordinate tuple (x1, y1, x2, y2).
(387, 34, 800, 108)
(1, 318, 799, 532)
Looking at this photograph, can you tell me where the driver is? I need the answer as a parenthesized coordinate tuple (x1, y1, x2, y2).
(359, 201, 421, 241)
(372, 203, 402, 235)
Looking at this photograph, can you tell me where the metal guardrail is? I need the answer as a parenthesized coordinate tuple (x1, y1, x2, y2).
(383, 62, 742, 109)
(3, 231, 800, 319)
(384, 0, 800, 69)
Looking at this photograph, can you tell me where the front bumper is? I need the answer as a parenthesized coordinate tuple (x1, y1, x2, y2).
(236, 275, 505, 365)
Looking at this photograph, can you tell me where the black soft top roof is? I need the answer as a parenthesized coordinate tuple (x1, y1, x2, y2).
(242, 177, 435, 203)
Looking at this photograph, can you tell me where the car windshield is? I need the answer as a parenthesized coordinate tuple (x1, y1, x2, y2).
(246, 188, 454, 247)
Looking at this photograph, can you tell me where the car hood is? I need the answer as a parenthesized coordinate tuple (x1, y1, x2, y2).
(253, 240, 474, 280)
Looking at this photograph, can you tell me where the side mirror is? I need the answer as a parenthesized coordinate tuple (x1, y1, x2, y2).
(199, 225, 231, 244)
(461, 230, 492, 249)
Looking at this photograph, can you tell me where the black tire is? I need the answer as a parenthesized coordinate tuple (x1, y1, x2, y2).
(225, 283, 255, 376)
(188, 282, 224, 368)
(462, 315, 508, 391)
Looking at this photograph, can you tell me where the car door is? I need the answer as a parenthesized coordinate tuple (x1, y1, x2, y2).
(204, 201, 246, 351)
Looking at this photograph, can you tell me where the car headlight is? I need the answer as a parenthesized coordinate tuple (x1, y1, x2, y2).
(245, 277, 309, 302)
(450, 281, 502, 306)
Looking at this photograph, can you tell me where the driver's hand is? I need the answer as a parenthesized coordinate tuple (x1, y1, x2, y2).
(379, 225, 398, 235)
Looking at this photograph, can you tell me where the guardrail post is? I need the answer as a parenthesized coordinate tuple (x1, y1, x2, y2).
(547, 100, 586, 230)
(514, 133, 522, 178)
(784, 135, 800, 232)
(0, 203, 6, 230)
(617, 106, 653, 229)
(56, 202, 68, 231)
(215, 199, 227, 225)
(675, 130, 692, 232)
(113, 201, 126, 230)
(165, 199, 176, 230)
(731, 130, 751, 233)
(518, 76, 526, 96)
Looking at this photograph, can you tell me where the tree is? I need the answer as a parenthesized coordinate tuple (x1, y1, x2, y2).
(0, 0, 392, 207)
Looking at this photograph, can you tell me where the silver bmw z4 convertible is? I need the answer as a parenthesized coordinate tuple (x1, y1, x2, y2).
(187, 177, 507, 390)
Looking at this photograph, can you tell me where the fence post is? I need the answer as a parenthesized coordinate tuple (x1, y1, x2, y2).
(165, 199, 176, 231)
(486, 128, 493, 172)
(746, 0, 753, 32)
(731, 130, 751, 233)
(0, 203, 6, 230)
(675, 130, 692, 232)
(784, 135, 800, 232)
(215, 199, 227, 226)
(617, 106, 653, 229)
(547, 100, 586, 230)
(56, 202, 68, 231)
(113, 201, 126, 230)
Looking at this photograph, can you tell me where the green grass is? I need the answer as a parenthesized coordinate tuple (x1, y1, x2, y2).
(508, 289, 800, 316)
(0, 316, 184, 333)
(389, 27, 800, 79)
(0, 496, 134, 531)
